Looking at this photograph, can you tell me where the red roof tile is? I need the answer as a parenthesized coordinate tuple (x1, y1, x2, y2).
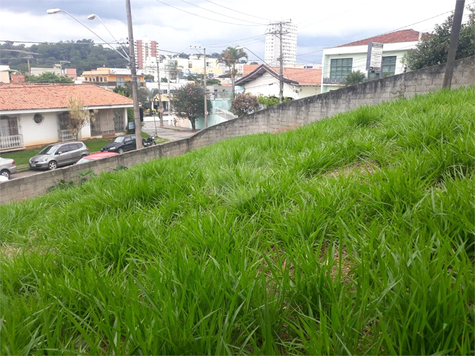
(237, 65, 321, 86)
(0, 83, 134, 111)
(338, 29, 425, 47)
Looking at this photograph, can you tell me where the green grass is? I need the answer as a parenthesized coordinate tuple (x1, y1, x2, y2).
(1, 87, 474, 355)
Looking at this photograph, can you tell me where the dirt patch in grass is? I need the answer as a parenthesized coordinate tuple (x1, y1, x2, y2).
(325, 160, 380, 179)
(1, 245, 22, 259)
(273, 125, 301, 134)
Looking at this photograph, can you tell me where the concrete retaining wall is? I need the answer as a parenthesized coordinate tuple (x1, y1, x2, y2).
(1, 56, 474, 204)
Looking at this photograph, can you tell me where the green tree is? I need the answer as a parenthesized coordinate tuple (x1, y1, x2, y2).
(257, 95, 292, 108)
(172, 83, 211, 131)
(406, 6, 475, 70)
(231, 93, 260, 117)
(345, 70, 366, 86)
(218, 47, 248, 98)
(25, 72, 74, 83)
(167, 60, 183, 82)
(144, 74, 154, 81)
(185, 74, 221, 86)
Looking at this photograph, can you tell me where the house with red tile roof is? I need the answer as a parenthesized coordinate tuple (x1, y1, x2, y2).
(321, 29, 425, 93)
(0, 83, 133, 151)
(235, 65, 322, 100)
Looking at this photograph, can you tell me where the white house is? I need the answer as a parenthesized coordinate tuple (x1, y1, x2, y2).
(235, 64, 322, 100)
(0, 83, 134, 151)
(321, 29, 424, 93)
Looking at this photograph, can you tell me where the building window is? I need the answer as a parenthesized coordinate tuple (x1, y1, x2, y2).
(117, 77, 125, 86)
(330, 58, 353, 79)
(382, 56, 397, 76)
(33, 113, 44, 124)
(0, 115, 19, 136)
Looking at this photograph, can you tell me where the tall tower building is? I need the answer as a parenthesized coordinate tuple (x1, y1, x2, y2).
(264, 21, 298, 67)
(134, 37, 158, 69)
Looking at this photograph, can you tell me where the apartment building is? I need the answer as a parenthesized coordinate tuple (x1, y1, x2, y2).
(135, 37, 158, 69)
(264, 21, 298, 67)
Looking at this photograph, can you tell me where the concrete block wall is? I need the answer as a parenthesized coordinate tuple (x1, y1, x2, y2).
(1, 56, 474, 204)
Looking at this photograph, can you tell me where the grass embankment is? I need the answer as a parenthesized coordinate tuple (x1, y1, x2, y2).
(1, 87, 474, 355)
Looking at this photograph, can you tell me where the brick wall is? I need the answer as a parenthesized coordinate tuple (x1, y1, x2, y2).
(1, 56, 474, 204)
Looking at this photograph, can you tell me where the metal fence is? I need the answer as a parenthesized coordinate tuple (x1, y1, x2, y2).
(0, 134, 24, 151)
(58, 129, 74, 142)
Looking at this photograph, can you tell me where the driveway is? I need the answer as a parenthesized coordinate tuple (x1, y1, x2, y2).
(142, 121, 197, 142)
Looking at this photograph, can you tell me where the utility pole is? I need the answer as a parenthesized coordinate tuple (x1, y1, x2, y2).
(156, 59, 163, 127)
(267, 21, 291, 103)
(125, 0, 142, 148)
(191, 45, 208, 128)
(443, 0, 465, 89)
(279, 22, 284, 104)
(203, 47, 208, 128)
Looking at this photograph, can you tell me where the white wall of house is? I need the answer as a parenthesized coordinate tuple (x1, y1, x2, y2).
(20, 112, 60, 147)
(321, 41, 418, 93)
(299, 86, 321, 98)
(1, 106, 130, 149)
(241, 72, 297, 98)
(241, 72, 321, 100)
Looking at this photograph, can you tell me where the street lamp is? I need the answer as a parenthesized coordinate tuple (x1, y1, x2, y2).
(87, 14, 130, 61)
(47, 4, 142, 148)
(47, 8, 124, 59)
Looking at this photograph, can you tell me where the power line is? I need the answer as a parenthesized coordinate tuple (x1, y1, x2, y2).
(154, 0, 265, 26)
(203, 0, 273, 22)
(296, 8, 460, 59)
(179, 0, 267, 25)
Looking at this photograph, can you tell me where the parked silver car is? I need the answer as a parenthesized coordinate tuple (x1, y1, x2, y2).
(29, 142, 89, 170)
(0, 157, 17, 179)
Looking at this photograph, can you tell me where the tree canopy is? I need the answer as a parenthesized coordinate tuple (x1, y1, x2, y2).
(231, 93, 260, 117)
(0, 40, 128, 75)
(218, 47, 248, 98)
(25, 72, 74, 83)
(406, 6, 475, 70)
(171, 83, 212, 131)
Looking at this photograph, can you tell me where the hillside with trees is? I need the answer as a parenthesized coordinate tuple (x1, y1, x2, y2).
(0, 40, 128, 75)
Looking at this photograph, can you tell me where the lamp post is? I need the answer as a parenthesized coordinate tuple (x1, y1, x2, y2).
(47, 8, 126, 60)
(47, 4, 142, 148)
(87, 14, 130, 61)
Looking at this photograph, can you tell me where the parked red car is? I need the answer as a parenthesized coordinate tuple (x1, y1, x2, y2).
(76, 152, 119, 164)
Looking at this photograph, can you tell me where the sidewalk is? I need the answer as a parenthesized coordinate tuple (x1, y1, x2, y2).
(143, 116, 196, 132)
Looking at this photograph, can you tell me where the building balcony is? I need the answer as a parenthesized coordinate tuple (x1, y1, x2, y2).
(0, 134, 24, 151)
(322, 77, 346, 84)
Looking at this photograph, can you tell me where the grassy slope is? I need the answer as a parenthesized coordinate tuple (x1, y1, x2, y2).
(1, 87, 474, 355)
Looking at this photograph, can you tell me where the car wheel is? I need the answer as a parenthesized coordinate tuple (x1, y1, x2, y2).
(48, 161, 58, 170)
(0, 169, 10, 179)
(118, 148, 124, 154)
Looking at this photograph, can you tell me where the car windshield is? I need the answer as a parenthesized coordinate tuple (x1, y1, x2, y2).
(38, 145, 57, 155)
(112, 137, 125, 143)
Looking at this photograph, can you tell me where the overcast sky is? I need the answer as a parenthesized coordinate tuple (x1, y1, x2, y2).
(0, 0, 465, 65)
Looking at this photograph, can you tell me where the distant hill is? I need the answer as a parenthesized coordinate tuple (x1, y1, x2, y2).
(0, 40, 128, 75)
